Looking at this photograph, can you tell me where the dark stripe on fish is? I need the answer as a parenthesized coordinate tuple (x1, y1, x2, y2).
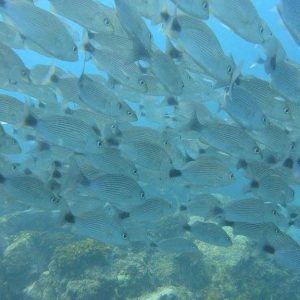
(263, 244, 275, 254)
(24, 113, 38, 127)
(119, 211, 130, 219)
(283, 157, 293, 169)
(171, 18, 181, 32)
(0, 173, 6, 183)
(169, 168, 182, 178)
(64, 212, 76, 224)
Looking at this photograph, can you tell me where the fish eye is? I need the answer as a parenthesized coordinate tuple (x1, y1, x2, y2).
(227, 65, 232, 74)
(140, 191, 145, 198)
(122, 232, 128, 239)
(181, 81, 185, 89)
(72, 45, 78, 53)
(262, 116, 267, 124)
(117, 102, 123, 109)
(138, 78, 145, 86)
(284, 107, 289, 114)
(103, 17, 110, 26)
(148, 32, 152, 40)
(127, 110, 132, 115)
(253, 146, 260, 154)
(133, 168, 137, 174)
(230, 172, 234, 179)
(202, 0, 208, 9)
(272, 209, 278, 216)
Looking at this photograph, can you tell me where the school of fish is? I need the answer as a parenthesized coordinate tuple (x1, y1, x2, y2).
(0, 0, 300, 275)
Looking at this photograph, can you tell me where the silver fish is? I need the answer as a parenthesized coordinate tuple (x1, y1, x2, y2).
(237, 76, 292, 122)
(0, 126, 21, 154)
(165, 15, 236, 86)
(62, 209, 129, 246)
(0, 172, 62, 209)
(264, 53, 300, 105)
(78, 74, 137, 121)
(85, 148, 139, 180)
(198, 122, 262, 160)
(180, 194, 222, 219)
(89, 47, 150, 93)
(125, 197, 173, 224)
(188, 221, 232, 247)
(50, 0, 121, 35)
(223, 198, 287, 226)
(170, 0, 209, 19)
(0, 21, 24, 49)
(80, 174, 145, 210)
(24, 113, 102, 154)
(225, 84, 268, 130)
(170, 155, 234, 187)
(0, 94, 25, 125)
(277, 0, 300, 47)
(149, 50, 185, 96)
(0, 42, 30, 86)
(155, 237, 198, 253)
(208, 0, 273, 43)
(114, 0, 153, 57)
(246, 174, 294, 205)
(0, 0, 78, 61)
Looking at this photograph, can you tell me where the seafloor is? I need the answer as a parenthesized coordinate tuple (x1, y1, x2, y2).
(1, 211, 300, 300)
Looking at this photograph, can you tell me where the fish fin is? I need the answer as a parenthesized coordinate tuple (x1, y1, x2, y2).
(231, 60, 244, 86)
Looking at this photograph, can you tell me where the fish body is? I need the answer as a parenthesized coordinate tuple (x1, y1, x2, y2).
(277, 0, 300, 47)
(165, 15, 235, 86)
(209, 0, 273, 43)
(0, 0, 78, 61)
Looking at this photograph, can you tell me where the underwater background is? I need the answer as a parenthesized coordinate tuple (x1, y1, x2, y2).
(1, 0, 300, 299)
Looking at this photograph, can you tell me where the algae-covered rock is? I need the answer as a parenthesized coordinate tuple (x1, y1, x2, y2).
(111, 249, 153, 299)
(140, 286, 193, 300)
(23, 271, 57, 300)
(61, 278, 117, 300)
(227, 254, 300, 300)
(3, 231, 50, 288)
(48, 238, 112, 279)
(1, 230, 73, 300)
(24, 238, 117, 300)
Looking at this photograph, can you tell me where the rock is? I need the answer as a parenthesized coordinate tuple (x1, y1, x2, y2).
(48, 238, 112, 279)
(140, 286, 193, 300)
(61, 278, 116, 300)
